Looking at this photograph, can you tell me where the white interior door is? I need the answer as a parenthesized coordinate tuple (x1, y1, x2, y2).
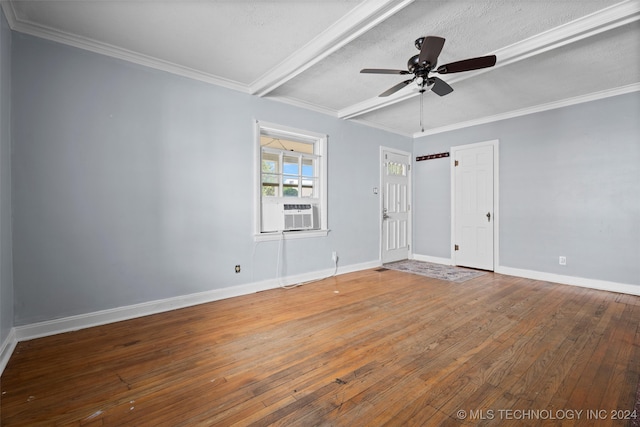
(452, 142, 495, 270)
(382, 149, 411, 264)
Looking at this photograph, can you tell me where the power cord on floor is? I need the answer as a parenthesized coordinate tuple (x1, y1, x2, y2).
(282, 255, 339, 290)
(277, 232, 339, 291)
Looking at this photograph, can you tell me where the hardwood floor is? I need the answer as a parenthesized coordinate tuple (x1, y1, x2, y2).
(2, 269, 639, 426)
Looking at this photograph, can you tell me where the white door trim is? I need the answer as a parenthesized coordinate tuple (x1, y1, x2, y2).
(450, 140, 499, 270)
(380, 146, 412, 263)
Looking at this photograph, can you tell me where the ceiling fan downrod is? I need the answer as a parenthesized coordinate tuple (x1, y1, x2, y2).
(419, 87, 425, 133)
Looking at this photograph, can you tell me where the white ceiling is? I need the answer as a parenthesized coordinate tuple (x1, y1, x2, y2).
(3, 0, 639, 136)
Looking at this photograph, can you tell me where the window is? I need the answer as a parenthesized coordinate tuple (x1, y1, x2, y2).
(261, 141, 317, 198)
(255, 121, 327, 239)
(387, 161, 407, 176)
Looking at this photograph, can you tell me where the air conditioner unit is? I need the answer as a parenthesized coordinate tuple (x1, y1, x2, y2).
(261, 202, 319, 232)
(283, 203, 316, 231)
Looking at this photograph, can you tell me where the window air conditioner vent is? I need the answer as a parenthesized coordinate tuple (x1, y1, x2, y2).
(283, 203, 315, 231)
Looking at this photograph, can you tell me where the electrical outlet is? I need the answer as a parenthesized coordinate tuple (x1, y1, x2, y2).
(559, 256, 567, 266)
(235, 265, 241, 273)
(332, 251, 337, 263)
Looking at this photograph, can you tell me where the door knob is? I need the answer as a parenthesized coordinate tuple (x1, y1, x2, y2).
(486, 212, 491, 222)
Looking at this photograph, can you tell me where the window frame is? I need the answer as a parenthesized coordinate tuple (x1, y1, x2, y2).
(254, 120, 328, 241)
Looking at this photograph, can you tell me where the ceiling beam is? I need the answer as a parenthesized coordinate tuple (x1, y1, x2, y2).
(249, 0, 414, 97)
(338, 0, 640, 120)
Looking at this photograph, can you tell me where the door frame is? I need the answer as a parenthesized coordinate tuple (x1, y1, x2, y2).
(450, 139, 500, 270)
(380, 146, 412, 263)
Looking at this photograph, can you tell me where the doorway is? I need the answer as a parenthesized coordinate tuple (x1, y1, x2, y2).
(381, 148, 412, 264)
(451, 140, 498, 270)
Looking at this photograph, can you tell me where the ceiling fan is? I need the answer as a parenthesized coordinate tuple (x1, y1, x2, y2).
(361, 36, 497, 98)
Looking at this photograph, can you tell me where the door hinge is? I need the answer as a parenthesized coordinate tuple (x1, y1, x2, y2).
(454, 160, 459, 167)
(408, 164, 411, 171)
(454, 244, 459, 251)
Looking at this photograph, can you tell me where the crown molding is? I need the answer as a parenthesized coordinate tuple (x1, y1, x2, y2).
(0, 1, 250, 93)
(264, 95, 339, 118)
(413, 83, 640, 138)
(0, 1, 14, 26)
(348, 117, 414, 137)
(339, 0, 640, 120)
(249, 0, 414, 97)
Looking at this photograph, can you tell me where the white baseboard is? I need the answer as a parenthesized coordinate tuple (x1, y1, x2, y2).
(0, 327, 17, 374)
(13, 260, 380, 343)
(338, 260, 382, 275)
(15, 281, 276, 342)
(496, 266, 640, 296)
(412, 253, 639, 295)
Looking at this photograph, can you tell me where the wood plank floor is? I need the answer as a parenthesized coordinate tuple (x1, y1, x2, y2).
(2, 269, 639, 426)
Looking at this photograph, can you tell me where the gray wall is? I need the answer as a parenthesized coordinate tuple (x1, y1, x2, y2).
(413, 92, 640, 286)
(0, 8, 13, 346)
(7, 29, 640, 327)
(11, 33, 411, 325)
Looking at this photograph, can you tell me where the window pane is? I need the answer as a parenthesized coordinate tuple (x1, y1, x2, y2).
(262, 174, 279, 197)
(262, 151, 280, 197)
(283, 176, 299, 197)
(284, 155, 299, 175)
(302, 158, 314, 177)
(262, 152, 279, 173)
(262, 173, 279, 184)
(283, 188, 299, 197)
(387, 161, 406, 176)
(261, 136, 314, 154)
(262, 183, 277, 196)
(301, 177, 316, 197)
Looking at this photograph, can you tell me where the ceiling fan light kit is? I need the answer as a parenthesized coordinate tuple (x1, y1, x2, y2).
(361, 36, 497, 131)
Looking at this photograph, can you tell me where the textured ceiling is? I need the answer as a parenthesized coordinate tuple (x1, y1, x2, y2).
(357, 19, 640, 132)
(3, 0, 639, 136)
(272, 0, 621, 109)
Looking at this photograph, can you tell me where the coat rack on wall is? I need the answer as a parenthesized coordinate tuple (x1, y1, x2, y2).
(416, 152, 449, 161)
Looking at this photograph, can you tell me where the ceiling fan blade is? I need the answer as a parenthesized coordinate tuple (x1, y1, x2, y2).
(418, 36, 445, 67)
(435, 55, 497, 74)
(379, 79, 414, 97)
(361, 68, 410, 75)
(430, 77, 453, 96)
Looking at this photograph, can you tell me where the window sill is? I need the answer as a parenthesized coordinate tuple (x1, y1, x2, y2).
(254, 229, 329, 242)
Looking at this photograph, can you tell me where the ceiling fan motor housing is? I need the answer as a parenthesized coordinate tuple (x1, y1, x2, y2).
(408, 55, 432, 81)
